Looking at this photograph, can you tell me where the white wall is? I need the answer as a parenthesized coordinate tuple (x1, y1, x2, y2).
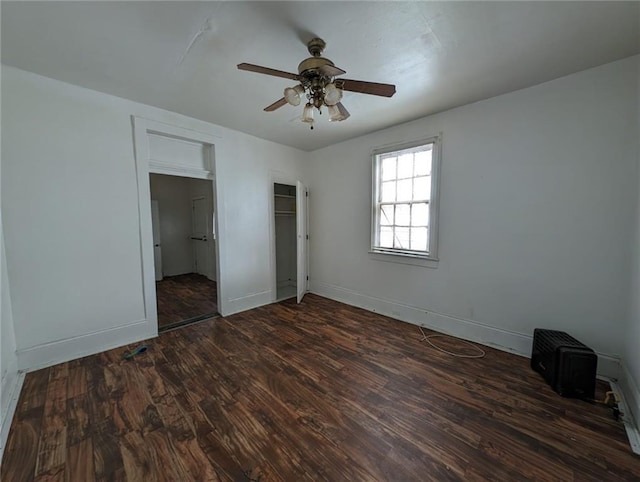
(150, 174, 194, 277)
(622, 62, 640, 427)
(275, 215, 296, 286)
(1, 65, 306, 370)
(0, 62, 19, 452)
(0, 164, 19, 458)
(307, 56, 639, 374)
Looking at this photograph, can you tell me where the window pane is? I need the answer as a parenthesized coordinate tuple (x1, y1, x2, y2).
(413, 176, 431, 201)
(381, 157, 396, 181)
(397, 153, 413, 179)
(374, 141, 438, 257)
(379, 226, 393, 248)
(395, 204, 410, 226)
(411, 203, 429, 226)
(397, 179, 412, 202)
(410, 227, 428, 251)
(380, 205, 394, 226)
(395, 227, 410, 249)
(381, 181, 396, 202)
(414, 149, 432, 176)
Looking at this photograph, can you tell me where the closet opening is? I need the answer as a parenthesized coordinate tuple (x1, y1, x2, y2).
(274, 183, 298, 301)
(271, 179, 308, 304)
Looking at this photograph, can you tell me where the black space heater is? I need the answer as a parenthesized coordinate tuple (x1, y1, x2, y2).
(531, 329, 597, 399)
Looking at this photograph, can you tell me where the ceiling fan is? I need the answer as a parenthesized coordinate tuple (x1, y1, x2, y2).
(237, 38, 396, 129)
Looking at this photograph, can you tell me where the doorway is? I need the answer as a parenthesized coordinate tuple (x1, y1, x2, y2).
(274, 183, 297, 300)
(273, 181, 308, 303)
(150, 173, 218, 331)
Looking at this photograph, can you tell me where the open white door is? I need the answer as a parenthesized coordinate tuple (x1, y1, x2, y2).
(296, 181, 308, 303)
(191, 197, 209, 277)
(151, 200, 163, 282)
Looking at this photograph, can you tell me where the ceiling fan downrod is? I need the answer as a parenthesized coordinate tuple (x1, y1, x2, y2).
(307, 37, 326, 57)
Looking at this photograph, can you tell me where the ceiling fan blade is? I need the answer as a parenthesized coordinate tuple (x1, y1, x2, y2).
(237, 63, 299, 81)
(264, 97, 288, 112)
(338, 78, 396, 97)
(319, 64, 346, 77)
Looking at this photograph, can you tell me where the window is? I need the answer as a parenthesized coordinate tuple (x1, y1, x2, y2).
(371, 136, 441, 263)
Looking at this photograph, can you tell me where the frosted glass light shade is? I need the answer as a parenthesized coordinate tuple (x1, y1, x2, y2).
(301, 103, 314, 123)
(324, 83, 343, 106)
(284, 85, 305, 106)
(328, 103, 350, 122)
(327, 104, 341, 121)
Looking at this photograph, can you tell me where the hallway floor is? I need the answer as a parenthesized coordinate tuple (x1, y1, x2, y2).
(155, 273, 217, 330)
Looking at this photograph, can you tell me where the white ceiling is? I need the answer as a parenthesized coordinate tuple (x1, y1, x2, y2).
(2, 2, 639, 151)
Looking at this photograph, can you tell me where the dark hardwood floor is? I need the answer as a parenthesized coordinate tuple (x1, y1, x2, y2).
(156, 273, 218, 329)
(2, 294, 639, 481)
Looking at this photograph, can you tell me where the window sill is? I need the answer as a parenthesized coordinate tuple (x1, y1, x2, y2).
(368, 250, 439, 268)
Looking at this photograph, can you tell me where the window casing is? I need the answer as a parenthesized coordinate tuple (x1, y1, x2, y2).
(371, 136, 441, 263)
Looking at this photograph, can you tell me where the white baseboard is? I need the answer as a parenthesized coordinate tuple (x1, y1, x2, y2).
(609, 374, 640, 455)
(310, 280, 620, 379)
(0, 369, 25, 463)
(618, 362, 640, 454)
(224, 290, 273, 317)
(16, 319, 155, 373)
(621, 363, 640, 425)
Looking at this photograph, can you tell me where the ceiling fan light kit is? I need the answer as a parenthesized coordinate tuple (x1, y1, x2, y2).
(328, 102, 350, 122)
(323, 83, 342, 106)
(301, 103, 315, 124)
(238, 37, 396, 130)
(284, 84, 305, 106)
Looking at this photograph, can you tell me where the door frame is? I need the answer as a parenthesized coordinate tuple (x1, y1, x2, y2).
(268, 172, 309, 302)
(132, 116, 223, 336)
(151, 200, 163, 282)
(296, 181, 308, 303)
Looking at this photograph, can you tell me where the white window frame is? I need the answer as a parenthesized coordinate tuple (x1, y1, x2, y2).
(370, 135, 442, 267)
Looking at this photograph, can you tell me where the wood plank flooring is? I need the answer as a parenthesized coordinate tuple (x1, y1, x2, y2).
(2, 294, 639, 481)
(155, 273, 218, 329)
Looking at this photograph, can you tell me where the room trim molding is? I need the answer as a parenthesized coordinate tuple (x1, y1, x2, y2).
(148, 159, 213, 180)
(15, 318, 153, 372)
(131, 115, 224, 323)
(0, 370, 25, 462)
(268, 170, 302, 303)
(136, 117, 221, 146)
(310, 280, 621, 379)
(619, 362, 640, 454)
(225, 290, 273, 317)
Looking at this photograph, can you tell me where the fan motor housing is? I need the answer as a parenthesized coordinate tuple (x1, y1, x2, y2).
(298, 56, 335, 75)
